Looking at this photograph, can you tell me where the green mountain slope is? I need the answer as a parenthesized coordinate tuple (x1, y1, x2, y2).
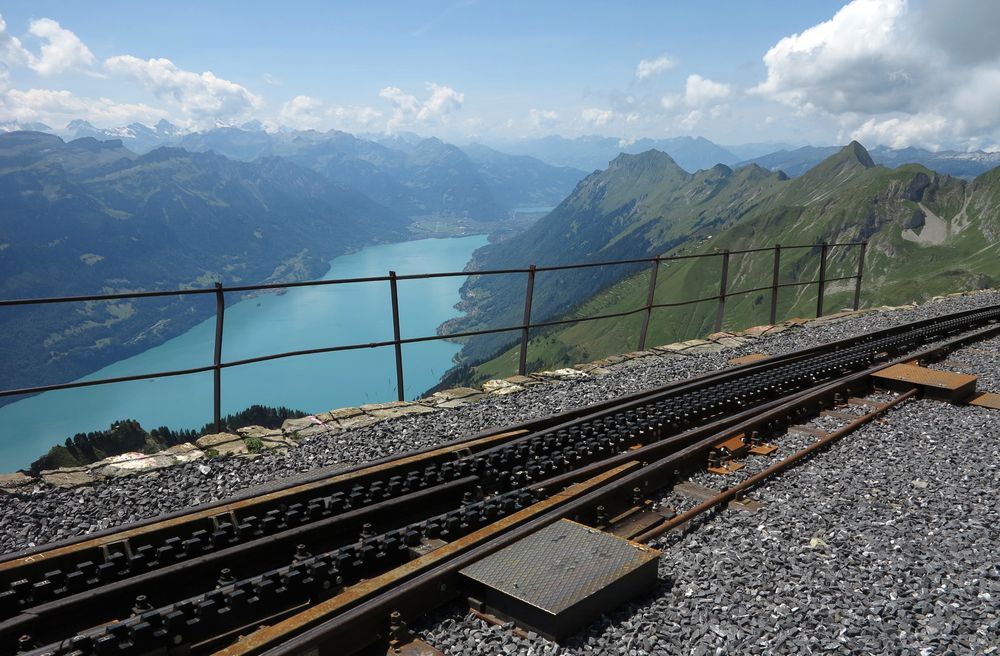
(445, 150, 787, 362)
(451, 142, 999, 384)
(0, 131, 407, 404)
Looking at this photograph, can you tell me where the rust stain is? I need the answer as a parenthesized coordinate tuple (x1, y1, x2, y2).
(873, 364, 976, 391)
(969, 391, 1000, 409)
(713, 434, 748, 458)
(727, 353, 769, 366)
(388, 638, 445, 655)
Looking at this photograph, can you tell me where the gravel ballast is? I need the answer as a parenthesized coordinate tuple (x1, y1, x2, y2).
(420, 397, 1000, 655)
(2, 291, 1000, 652)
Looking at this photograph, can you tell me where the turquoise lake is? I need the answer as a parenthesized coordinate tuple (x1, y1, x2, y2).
(0, 235, 489, 471)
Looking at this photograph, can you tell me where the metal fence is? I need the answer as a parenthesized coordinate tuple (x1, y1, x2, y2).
(0, 241, 866, 432)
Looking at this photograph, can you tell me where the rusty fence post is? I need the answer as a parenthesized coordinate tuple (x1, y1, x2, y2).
(518, 265, 537, 376)
(638, 258, 660, 350)
(389, 271, 405, 402)
(816, 242, 829, 318)
(213, 282, 225, 433)
(713, 250, 730, 332)
(853, 241, 867, 311)
(769, 244, 781, 325)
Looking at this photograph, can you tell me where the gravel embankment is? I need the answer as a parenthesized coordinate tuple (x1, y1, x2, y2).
(1, 290, 999, 566)
(419, 340, 1000, 654)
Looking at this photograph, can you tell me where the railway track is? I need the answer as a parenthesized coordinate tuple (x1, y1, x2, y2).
(4, 303, 1000, 656)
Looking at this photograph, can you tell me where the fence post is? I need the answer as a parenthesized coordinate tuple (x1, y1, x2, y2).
(816, 242, 829, 318)
(853, 241, 867, 311)
(769, 244, 781, 325)
(713, 250, 730, 332)
(638, 258, 661, 350)
(389, 271, 405, 402)
(518, 265, 537, 376)
(213, 282, 225, 433)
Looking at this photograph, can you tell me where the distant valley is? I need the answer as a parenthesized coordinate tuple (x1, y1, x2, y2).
(4, 120, 1000, 417)
(0, 127, 584, 407)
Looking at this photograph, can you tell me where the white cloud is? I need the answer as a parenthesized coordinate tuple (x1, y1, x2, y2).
(528, 108, 559, 129)
(0, 15, 29, 89)
(278, 95, 324, 129)
(680, 110, 703, 130)
(26, 18, 95, 76)
(849, 114, 952, 150)
(379, 86, 419, 114)
(683, 74, 731, 107)
(329, 104, 382, 129)
(660, 94, 680, 110)
(753, 0, 1000, 149)
(417, 82, 463, 120)
(379, 82, 463, 131)
(105, 55, 262, 126)
(263, 72, 281, 86)
(0, 87, 167, 128)
(636, 55, 675, 80)
(581, 108, 614, 127)
(279, 95, 381, 132)
(660, 74, 730, 115)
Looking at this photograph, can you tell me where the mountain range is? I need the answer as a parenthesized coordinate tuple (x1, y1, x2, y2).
(0, 124, 593, 405)
(740, 144, 1000, 179)
(10, 118, 1000, 185)
(442, 142, 1000, 386)
(54, 122, 587, 220)
(0, 131, 412, 402)
(479, 134, 1000, 180)
(4, 118, 1000, 408)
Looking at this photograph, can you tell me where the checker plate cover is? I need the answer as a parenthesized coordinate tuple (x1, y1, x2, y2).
(460, 519, 658, 615)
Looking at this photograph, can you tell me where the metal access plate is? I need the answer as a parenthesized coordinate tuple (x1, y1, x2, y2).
(872, 364, 977, 400)
(969, 392, 1000, 409)
(461, 519, 659, 640)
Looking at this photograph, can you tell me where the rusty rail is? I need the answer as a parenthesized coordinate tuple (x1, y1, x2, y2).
(633, 387, 920, 543)
(4, 303, 1000, 656)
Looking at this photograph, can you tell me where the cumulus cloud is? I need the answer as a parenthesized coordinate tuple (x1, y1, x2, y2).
(660, 74, 731, 115)
(0, 87, 167, 127)
(0, 15, 28, 89)
(27, 18, 95, 76)
(379, 82, 463, 131)
(105, 55, 262, 126)
(278, 95, 324, 129)
(278, 95, 381, 132)
(754, 0, 1000, 149)
(581, 107, 614, 127)
(635, 55, 674, 80)
(417, 82, 463, 120)
(329, 104, 382, 129)
(528, 108, 559, 129)
(683, 74, 730, 107)
(379, 86, 419, 114)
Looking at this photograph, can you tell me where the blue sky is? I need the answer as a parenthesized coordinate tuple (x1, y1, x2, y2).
(2, 1, 999, 150)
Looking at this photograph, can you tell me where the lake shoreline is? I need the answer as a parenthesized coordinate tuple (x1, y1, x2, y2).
(0, 234, 490, 470)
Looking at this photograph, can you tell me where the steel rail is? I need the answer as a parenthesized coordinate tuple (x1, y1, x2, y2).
(8, 291, 961, 568)
(7, 305, 999, 654)
(632, 387, 921, 543)
(252, 319, 1000, 656)
(6, 310, 996, 596)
